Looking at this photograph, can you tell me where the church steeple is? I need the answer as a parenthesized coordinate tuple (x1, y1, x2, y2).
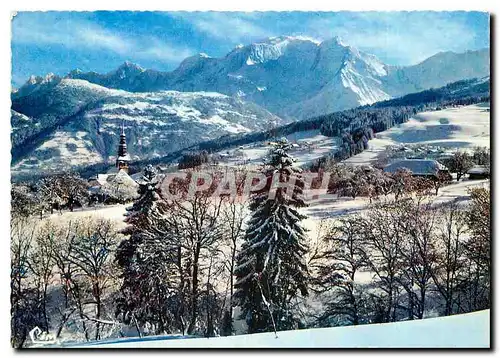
(116, 121, 130, 173)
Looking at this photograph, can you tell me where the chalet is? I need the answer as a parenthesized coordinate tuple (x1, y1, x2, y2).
(384, 159, 451, 179)
(467, 166, 490, 180)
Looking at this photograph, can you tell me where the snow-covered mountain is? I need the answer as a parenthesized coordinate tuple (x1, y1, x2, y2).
(11, 78, 284, 176)
(66, 36, 489, 119)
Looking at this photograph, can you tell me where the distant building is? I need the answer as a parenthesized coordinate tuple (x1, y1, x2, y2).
(467, 166, 490, 180)
(116, 121, 131, 173)
(87, 123, 139, 203)
(384, 159, 450, 179)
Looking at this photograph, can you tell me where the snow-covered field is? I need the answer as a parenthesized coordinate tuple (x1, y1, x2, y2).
(43, 204, 129, 229)
(299, 178, 489, 243)
(69, 309, 489, 348)
(345, 103, 490, 166)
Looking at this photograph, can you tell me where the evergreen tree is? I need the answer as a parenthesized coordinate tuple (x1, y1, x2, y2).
(115, 165, 180, 334)
(234, 138, 309, 334)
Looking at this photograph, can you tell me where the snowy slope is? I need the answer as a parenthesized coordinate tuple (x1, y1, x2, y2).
(69, 310, 489, 348)
(344, 103, 490, 166)
(383, 50, 490, 96)
(65, 36, 489, 120)
(11, 79, 285, 176)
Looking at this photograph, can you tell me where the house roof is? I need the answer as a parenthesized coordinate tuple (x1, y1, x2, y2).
(467, 165, 489, 175)
(93, 173, 111, 186)
(384, 159, 448, 176)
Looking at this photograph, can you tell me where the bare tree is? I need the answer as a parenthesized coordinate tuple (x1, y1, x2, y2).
(360, 200, 405, 322)
(46, 220, 80, 338)
(390, 168, 415, 200)
(460, 187, 490, 312)
(68, 218, 119, 340)
(396, 198, 438, 319)
(431, 201, 467, 315)
(11, 217, 39, 347)
(160, 170, 225, 335)
(26, 222, 56, 331)
(313, 216, 368, 326)
(446, 151, 474, 181)
(220, 195, 247, 336)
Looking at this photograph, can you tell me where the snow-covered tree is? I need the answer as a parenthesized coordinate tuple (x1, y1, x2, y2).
(446, 151, 474, 181)
(313, 217, 369, 326)
(36, 173, 90, 213)
(115, 165, 182, 335)
(234, 138, 309, 334)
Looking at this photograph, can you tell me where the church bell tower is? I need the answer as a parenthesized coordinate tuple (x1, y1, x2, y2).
(116, 121, 130, 173)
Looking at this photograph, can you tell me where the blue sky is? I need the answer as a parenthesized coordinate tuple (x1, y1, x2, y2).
(11, 11, 489, 87)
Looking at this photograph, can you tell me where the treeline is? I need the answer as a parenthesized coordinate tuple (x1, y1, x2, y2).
(170, 78, 489, 156)
(178, 150, 213, 169)
(311, 190, 490, 326)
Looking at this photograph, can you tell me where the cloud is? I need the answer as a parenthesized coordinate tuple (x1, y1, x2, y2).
(304, 12, 488, 65)
(12, 13, 194, 64)
(175, 12, 272, 44)
(136, 38, 194, 63)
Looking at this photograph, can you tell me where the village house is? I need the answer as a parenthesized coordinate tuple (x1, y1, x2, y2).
(383, 159, 451, 179)
(467, 165, 490, 180)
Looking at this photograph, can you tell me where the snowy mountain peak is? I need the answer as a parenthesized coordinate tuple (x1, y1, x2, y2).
(115, 61, 144, 76)
(332, 35, 346, 46)
(25, 72, 60, 86)
(68, 68, 83, 76)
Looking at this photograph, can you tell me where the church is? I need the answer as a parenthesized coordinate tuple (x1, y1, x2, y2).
(115, 122, 131, 173)
(88, 122, 140, 203)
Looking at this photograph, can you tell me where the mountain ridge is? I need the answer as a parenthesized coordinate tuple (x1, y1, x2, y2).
(51, 37, 488, 119)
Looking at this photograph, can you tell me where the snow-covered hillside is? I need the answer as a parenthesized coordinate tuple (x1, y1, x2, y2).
(66, 310, 489, 348)
(345, 103, 490, 166)
(11, 79, 284, 176)
(65, 36, 489, 120)
(215, 103, 490, 171)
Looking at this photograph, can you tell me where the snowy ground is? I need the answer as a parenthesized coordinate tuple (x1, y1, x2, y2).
(345, 103, 490, 166)
(67, 309, 489, 348)
(299, 179, 489, 238)
(42, 204, 129, 229)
